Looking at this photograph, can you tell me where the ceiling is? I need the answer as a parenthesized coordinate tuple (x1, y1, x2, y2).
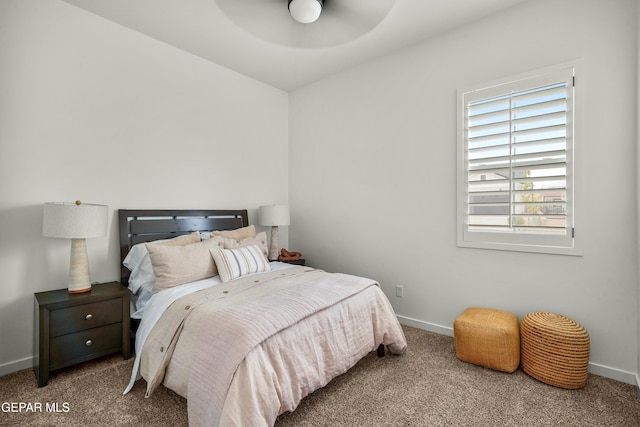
(62, 0, 527, 92)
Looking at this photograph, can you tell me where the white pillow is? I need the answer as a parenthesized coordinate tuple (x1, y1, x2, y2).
(123, 244, 155, 295)
(210, 245, 271, 283)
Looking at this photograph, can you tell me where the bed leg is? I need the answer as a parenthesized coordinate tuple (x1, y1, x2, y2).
(376, 344, 385, 357)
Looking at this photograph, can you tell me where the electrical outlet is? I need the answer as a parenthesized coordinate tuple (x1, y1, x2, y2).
(395, 285, 403, 298)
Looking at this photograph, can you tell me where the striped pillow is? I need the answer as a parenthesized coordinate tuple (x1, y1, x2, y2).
(210, 245, 271, 283)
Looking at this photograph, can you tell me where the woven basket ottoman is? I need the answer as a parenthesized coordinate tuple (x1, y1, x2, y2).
(520, 312, 590, 389)
(453, 307, 520, 373)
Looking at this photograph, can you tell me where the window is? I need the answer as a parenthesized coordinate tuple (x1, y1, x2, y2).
(457, 65, 581, 255)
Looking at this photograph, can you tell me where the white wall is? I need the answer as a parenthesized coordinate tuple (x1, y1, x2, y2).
(0, 0, 288, 373)
(290, 0, 639, 383)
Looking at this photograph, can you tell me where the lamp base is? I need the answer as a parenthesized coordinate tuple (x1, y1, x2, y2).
(268, 225, 280, 261)
(68, 238, 92, 293)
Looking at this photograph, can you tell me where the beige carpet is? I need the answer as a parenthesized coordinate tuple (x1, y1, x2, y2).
(1, 325, 639, 426)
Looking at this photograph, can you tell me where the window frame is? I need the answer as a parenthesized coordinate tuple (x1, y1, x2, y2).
(456, 63, 583, 256)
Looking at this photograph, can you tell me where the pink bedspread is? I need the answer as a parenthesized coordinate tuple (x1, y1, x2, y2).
(140, 267, 406, 426)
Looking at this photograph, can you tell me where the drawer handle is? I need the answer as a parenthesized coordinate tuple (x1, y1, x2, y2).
(85, 340, 93, 347)
(85, 314, 93, 321)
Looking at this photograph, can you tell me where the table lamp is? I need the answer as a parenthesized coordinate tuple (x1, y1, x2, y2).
(43, 201, 108, 293)
(258, 205, 290, 261)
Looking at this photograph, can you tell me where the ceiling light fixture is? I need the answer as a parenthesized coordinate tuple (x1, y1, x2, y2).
(288, 0, 323, 24)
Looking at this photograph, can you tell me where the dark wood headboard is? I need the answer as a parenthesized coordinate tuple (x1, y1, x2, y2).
(118, 209, 249, 285)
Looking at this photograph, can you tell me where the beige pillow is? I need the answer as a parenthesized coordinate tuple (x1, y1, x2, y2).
(147, 238, 224, 293)
(212, 224, 256, 241)
(154, 231, 200, 247)
(219, 231, 268, 258)
(123, 231, 200, 273)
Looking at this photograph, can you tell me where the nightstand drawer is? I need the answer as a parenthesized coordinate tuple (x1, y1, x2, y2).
(49, 322, 123, 369)
(50, 298, 123, 337)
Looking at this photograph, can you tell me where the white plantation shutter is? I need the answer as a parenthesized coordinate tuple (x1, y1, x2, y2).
(458, 67, 578, 254)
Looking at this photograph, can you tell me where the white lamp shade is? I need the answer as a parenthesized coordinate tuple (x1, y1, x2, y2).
(259, 205, 290, 226)
(288, 0, 322, 24)
(43, 202, 108, 239)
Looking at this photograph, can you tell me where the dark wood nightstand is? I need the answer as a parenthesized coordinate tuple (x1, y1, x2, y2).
(34, 281, 130, 387)
(278, 258, 306, 266)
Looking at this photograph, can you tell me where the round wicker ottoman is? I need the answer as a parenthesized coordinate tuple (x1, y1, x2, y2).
(520, 312, 590, 389)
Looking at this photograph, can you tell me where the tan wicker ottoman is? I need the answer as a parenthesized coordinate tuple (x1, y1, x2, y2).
(520, 312, 590, 389)
(453, 307, 520, 373)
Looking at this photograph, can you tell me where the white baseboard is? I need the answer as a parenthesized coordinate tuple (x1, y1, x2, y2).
(0, 356, 33, 377)
(397, 315, 639, 387)
(587, 362, 638, 386)
(398, 314, 454, 337)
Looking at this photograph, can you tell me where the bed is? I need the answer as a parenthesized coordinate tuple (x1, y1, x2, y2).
(119, 209, 407, 427)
